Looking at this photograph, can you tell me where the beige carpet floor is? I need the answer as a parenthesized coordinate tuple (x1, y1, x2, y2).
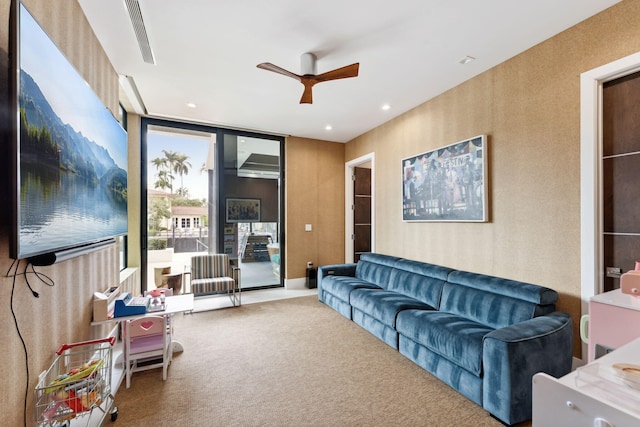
(113, 296, 532, 426)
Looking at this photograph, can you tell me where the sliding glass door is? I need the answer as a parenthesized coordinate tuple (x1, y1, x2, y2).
(221, 134, 282, 289)
(141, 118, 284, 294)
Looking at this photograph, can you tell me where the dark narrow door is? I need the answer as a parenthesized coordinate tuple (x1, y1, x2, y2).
(353, 167, 371, 262)
(602, 71, 640, 292)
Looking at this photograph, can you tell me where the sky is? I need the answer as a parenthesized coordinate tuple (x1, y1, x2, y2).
(147, 132, 211, 200)
(19, 4, 127, 169)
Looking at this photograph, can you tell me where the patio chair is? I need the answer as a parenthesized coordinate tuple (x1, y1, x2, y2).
(190, 254, 241, 306)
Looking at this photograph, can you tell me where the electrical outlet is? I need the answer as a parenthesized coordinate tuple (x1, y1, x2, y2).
(606, 267, 622, 278)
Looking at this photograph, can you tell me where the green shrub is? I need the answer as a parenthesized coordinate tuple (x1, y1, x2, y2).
(149, 239, 167, 250)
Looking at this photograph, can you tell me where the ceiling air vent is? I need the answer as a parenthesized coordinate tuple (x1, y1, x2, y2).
(124, 0, 156, 64)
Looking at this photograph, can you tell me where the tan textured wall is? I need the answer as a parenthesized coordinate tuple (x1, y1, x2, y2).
(285, 137, 345, 279)
(127, 113, 142, 268)
(346, 0, 640, 355)
(0, 1, 123, 424)
(18, 0, 119, 115)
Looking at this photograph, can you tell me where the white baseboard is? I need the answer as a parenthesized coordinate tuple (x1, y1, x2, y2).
(284, 278, 307, 290)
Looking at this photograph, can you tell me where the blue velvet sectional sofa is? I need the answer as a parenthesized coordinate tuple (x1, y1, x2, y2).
(317, 253, 573, 426)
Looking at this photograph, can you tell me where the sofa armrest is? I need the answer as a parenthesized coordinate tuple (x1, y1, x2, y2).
(482, 311, 573, 425)
(317, 263, 357, 302)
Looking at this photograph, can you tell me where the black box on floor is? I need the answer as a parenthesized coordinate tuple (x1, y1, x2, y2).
(306, 267, 317, 289)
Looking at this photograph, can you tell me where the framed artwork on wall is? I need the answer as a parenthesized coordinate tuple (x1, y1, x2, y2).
(226, 198, 261, 223)
(402, 135, 488, 222)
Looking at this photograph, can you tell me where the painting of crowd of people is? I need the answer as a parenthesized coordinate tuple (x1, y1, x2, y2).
(226, 198, 261, 222)
(402, 135, 487, 222)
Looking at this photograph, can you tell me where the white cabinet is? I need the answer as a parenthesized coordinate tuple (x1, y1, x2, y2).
(533, 338, 640, 426)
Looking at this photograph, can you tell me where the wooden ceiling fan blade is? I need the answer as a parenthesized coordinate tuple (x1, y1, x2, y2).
(259, 58, 358, 104)
(316, 63, 360, 82)
(299, 80, 314, 104)
(257, 62, 302, 82)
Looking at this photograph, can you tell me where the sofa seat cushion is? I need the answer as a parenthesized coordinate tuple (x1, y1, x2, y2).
(322, 276, 382, 302)
(396, 309, 494, 376)
(350, 289, 436, 328)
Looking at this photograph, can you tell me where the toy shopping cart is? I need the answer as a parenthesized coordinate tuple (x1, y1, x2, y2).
(35, 337, 118, 426)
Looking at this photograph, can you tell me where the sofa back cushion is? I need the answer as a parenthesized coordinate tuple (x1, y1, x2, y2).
(440, 270, 558, 329)
(388, 259, 453, 308)
(355, 253, 402, 288)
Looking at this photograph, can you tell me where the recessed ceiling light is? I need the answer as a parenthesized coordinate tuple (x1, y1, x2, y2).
(458, 56, 475, 65)
(381, 104, 391, 111)
(325, 125, 333, 131)
(186, 102, 197, 108)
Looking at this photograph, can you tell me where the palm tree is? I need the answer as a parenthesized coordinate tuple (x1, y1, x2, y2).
(151, 156, 168, 172)
(162, 150, 180, 171)
(152, 150, 191, 195)
(173, 153, 192, 192)
(176, 187, 190, 198)
(154, 170, 173, 193)
(151, 156, 173, 193)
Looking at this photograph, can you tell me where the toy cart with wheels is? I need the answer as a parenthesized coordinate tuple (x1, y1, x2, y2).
(35, 337, 119, 426)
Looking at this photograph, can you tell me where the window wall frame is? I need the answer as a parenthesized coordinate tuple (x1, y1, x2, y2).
(140, 117, 285, 292)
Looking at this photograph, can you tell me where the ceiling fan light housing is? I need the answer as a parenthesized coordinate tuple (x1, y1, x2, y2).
(301, 52, 317, 75)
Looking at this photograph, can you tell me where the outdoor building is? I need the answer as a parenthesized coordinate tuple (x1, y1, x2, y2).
(171, 206, 207, 237)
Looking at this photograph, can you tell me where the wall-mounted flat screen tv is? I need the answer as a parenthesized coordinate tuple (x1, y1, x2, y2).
(10, 1, 128, 261)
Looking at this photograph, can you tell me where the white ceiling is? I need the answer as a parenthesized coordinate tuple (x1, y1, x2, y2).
(78, 0, 621, 143)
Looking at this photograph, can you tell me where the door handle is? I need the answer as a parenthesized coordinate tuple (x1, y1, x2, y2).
(580, 314, 589, 344)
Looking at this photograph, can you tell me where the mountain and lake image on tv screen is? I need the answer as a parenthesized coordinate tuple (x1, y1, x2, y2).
(15, 3, 128, 259)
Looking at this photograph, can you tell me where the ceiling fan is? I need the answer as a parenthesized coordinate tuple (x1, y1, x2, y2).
(257, 53, 359, 104)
